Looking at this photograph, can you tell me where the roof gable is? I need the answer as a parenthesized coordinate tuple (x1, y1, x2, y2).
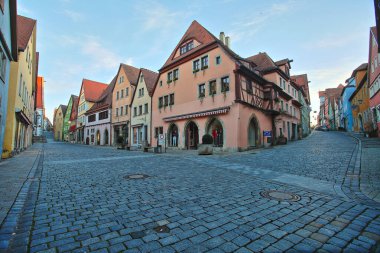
(246, 52, 276, 71)
(86, 76, 117, 114)
(161, 20, 218, 70)
(69, 95, 79, 121)
(120, 63, 140, 86)
(17, 15, 36, 51)
(141, 68, 158, 96)
(81, 79, 108, 102)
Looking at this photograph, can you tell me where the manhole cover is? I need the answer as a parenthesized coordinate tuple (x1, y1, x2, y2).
(125, 174, 150, 180)
(260, 190, 301, 202)
(154, 225, 170, 233)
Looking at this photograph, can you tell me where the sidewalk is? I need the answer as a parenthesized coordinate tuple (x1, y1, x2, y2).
(0, 144, 42, 225)
(349, 132, 380, 203)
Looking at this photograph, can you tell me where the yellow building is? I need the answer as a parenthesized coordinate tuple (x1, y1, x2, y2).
(2, 15, 37, 158)
(350, 68, 372, 133)
(53, 105, 67, 141)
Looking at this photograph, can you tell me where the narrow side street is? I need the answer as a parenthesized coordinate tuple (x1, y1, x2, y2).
(0, 131, 379, 252)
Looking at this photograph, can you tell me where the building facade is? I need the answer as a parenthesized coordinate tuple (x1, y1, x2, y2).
(111, 64, 139, 146)
(2, 15, 37, 158)
(350, 72, 371, 133)
(53, 105, 66, 141)
(368, 27, 380, 136)
(341, 80, 356, 131)
(84, 77, 116, 146)
(0, 0, 17, 159)
(130, 68, 158, 148)
(75, 79, 108, 144)
(34, 76, 44, 137)
(291, 74, 311, 138)
(68, 96, 78, 142)
(63, 95, 76, 141)
(151, 21, 301, 151)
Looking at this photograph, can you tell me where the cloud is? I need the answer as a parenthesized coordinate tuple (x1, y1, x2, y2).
(18, 2, 33, 15)
(229, 1, 294, 42)
(63, 9, 84, 22)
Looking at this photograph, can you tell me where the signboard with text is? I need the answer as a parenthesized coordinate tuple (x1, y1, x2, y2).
(158, 134, 165, 145)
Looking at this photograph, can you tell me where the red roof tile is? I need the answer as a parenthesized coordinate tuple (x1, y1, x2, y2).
(82, 79, 108, 102)
(141, 68, 158, 96)
(161, 20, 218, 70)
(17, 15, 36, 51)
(121, 64, 140, 86)
(246, 52, 277, 71)
(35, 76, 44, 109)
(86, 76, 117, 114)
(371, 26, 377, 43)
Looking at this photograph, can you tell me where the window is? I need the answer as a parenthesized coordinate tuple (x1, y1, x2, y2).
(290, 106, 293, 115)
(140, 75, 144, 83)
(144, 103, 148, 114)
(216, 56, 221, 65)
(99, 111, 108, 120)
(164, 95, 169, 106)
(125, 105, 128, 115)
(88, 114, 96, 122)
(126, 87, 129, 96)
(116, 91, 119, 100)
(120, 106, 123, 116)
(121, 89, 124, 98)
(134, 107, 137, 116)
(116, 108, 119, 117)
(160, 80, 162, 87)
(209, 80, 216, 95)
(167, 72, 173, 83)
(0, 48, 6, 80)
(159, 97, 163, 108)
(246, 80, 253, 94)
(19, 74, 22, 96)
(286, 104, 288, 112)
(169, 93, 174, 105)
(201, 56, 209, 69)
(281, 100, 284, 110)
(199, 84, 205, 97)
(193, 60, 200, 72)
(119, 76, 124, 83)
(288, 84, 290, 92)
(180, 40, 194, 55)
(154, 127, 164, 138)
(173, 69, 179, 80)
(139, 105, 142, 115)
(221, 76, 230, 92)
(141, 88, 144, 96)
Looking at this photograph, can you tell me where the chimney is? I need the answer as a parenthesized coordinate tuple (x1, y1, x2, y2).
(219, 32, 225, 45)
(225, 36, 230, 48)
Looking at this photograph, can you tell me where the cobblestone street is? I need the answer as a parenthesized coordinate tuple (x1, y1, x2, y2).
(1, 131, 380, 252)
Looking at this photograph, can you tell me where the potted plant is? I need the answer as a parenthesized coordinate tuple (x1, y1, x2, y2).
(198, 134, 214, 155)
(117, 135, 125, 149)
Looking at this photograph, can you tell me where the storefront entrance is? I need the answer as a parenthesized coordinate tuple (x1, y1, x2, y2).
(168, 123, 179, 147)
(185, 121, 198, 149)
(248, 117, 259, 147)
(206, 118, 223, 147)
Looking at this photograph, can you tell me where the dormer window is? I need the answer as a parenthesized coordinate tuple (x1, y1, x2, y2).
(180, 40, 194, 55)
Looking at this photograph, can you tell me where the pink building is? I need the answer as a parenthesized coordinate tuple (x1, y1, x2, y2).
(151, 21, 301, 151)
(368, 26, 380, 136)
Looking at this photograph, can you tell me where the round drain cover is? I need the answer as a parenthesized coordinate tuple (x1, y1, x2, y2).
(125, 174, 150, 180)
(260, 190, 301, 202)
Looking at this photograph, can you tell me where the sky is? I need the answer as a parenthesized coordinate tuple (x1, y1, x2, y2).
(18, 0, 375, 125)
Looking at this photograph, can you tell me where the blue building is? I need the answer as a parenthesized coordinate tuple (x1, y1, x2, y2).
(340, 78, 356, 131)
(0, 0, 17, 159)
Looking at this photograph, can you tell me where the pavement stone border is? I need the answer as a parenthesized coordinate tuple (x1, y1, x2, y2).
(342, 134, 380, 209)
(0, 147, 44, 252)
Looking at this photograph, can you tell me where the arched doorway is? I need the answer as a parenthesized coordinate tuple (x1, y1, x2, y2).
(104, 129, 109, 145)
(359, 114, 364, 132)
(168, 123, 179, 147)
(206, 118, 224, 147)
(185, 121, 198, 149)
(248, 117, 259, 147)
(96, 130, 100, 145)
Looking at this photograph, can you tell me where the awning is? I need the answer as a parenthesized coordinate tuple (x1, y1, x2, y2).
(163, 106, 230, 122)
(16, 110, 32, 125)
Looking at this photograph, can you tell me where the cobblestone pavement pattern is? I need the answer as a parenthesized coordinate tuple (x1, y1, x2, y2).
(0, 131, 380, 252)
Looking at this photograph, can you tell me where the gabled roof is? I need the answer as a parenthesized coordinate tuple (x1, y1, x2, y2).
(17, 15, 36, 51)
(351, 63, 368, 78)
(81, 79, 108, 103)
(85, 76, 117, 115)
(141, 68, 158, 96)
(246, 52, 276, 72)
(371, 26, 377, 44)
(275, 59, 290, 66)
(161, 20, 218, 70)
(121, 63, 140, 86)
(59, 105, 67, 117)
(69, 95, 79, 121)
(35, 76, 43, 109)
(291, 74, 310, 104)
